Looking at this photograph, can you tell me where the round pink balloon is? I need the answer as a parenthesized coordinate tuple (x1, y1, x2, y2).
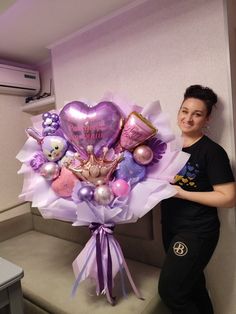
(133, 145, 153, 165)
(59, 101, 123, 156)
(40, 162, 60, 180)
(112, 179, 130, 197)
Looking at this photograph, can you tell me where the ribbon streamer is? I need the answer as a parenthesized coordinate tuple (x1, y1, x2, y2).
(72, 223, 143, 305)
(89, 223, 115, 304)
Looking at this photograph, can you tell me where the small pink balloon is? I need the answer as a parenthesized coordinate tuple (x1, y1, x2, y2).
(133, 145, 153, 165)
(40, 162, 60, 180)
(112, 179, 130, 197)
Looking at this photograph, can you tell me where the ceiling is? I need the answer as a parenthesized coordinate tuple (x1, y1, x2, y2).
(0, 0, 140, 65)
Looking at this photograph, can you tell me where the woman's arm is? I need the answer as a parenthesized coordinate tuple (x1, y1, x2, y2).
(174, 182, 236, 208)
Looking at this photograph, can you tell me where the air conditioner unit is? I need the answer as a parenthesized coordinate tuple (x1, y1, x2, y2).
(0, 64, 40, 96)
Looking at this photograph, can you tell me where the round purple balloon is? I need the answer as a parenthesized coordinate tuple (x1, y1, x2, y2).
(77, 186, 94, 202)
(51, 113, 59, 122)
(42, 112, 51, 120)
(43, 126, 57, 136)
(59, 101, 124, 155)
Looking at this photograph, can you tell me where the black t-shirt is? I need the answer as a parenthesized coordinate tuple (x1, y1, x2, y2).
(161, 135, 235, 233)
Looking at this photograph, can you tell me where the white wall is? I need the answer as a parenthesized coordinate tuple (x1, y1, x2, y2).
(37, 60, 54, 96)
(52, 0, 235, 154)
(50, 0, 236, 313)
(0, 94, 31, 215)
(226, 0, 236, 163)
(0, 62, 54, 221)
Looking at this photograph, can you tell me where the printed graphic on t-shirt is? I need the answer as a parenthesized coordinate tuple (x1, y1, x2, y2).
(174, 162, 199, 188)
(173, 241, 188, 256)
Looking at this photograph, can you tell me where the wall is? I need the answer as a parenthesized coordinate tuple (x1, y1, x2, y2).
(226, 0, 236, 165)
(205, 1, 236, 312)
(37, 60, 54, 96)
(0, 94, 31, 218)
(50, 0, 236, 313)
(51, 0, 235, 156)
(0, 61, 54, 227)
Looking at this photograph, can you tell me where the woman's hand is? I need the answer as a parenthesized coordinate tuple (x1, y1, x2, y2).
(173, 185, 185, 198)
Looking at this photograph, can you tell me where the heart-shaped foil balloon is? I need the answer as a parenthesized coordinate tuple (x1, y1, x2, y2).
(59, 101, 124, 156)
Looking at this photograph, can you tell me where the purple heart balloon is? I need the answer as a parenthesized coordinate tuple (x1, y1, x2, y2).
(59, 101, 124, 156)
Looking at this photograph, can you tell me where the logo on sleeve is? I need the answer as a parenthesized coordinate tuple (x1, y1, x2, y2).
(173, 241, 188, 256)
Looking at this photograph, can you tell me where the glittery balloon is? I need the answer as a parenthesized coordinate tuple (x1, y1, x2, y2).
(112, 179, 130, 197)
(133, 145, 154, 165)
(94, 185, 114, 205)
(77, 186, 94, 201)
(40, 162, 60, 180)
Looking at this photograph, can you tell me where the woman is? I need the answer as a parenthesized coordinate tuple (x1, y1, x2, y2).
(158, 85, 236, 314)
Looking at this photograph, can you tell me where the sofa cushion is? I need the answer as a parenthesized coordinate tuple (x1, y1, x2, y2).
(0, 231, 168, 314)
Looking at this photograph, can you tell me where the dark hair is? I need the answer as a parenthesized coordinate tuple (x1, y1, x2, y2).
(183, 85, 217, 116)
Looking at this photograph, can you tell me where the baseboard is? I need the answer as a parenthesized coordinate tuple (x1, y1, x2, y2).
(0, 213, 33, 242)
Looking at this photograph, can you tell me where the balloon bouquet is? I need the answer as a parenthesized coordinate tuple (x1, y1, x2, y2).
(17, 95, 189, 305)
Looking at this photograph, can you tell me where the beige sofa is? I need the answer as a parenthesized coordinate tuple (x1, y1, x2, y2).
(0, 204, 170, 314)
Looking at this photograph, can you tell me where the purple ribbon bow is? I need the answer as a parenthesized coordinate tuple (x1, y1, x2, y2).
(72, 223, 143, 305)
(89, 222, 115, 303)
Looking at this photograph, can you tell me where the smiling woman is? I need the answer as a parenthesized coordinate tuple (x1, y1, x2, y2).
(178, 99, 209, 142)
(177, 85, 217, 147)
(158, 85, 236, 314)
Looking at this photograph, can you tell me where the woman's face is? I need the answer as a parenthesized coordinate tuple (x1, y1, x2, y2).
(177, 97, 209, 136)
